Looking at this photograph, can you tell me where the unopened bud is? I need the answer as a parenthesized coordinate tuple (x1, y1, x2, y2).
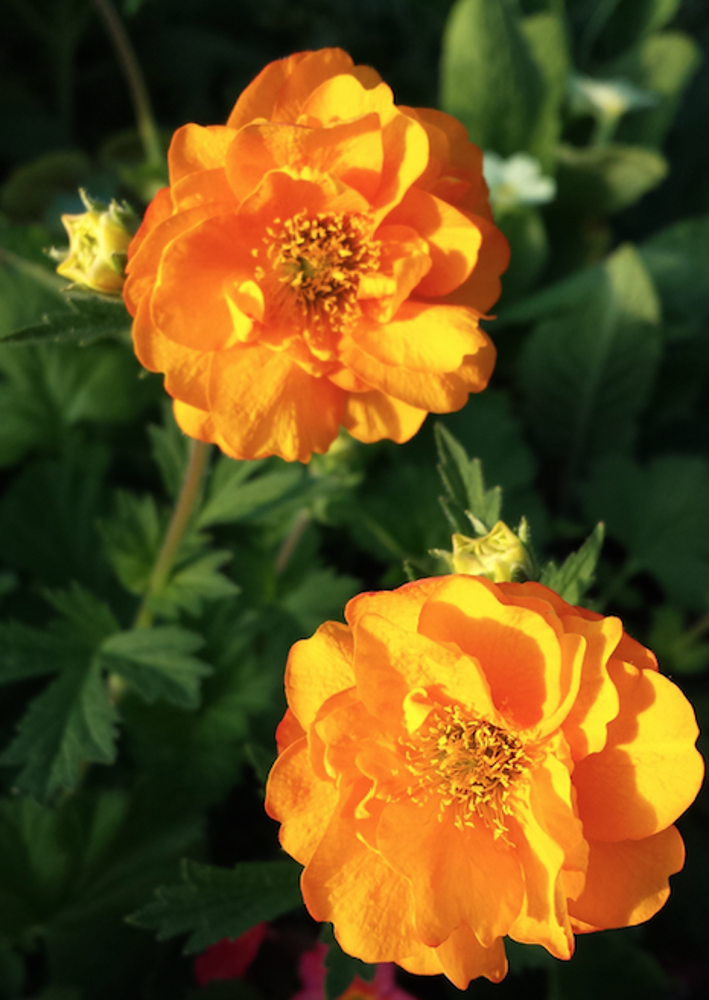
(435, 521, 533, 583)
(54, 189, 137, 295)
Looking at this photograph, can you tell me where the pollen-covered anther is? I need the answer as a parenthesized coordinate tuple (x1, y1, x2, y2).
(264, 211, 380, 336)
(402, 704, 535, 837)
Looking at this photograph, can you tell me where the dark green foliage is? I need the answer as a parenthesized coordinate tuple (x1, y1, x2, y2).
(0, 0, 708, 997)
(129, 860, 303, 954)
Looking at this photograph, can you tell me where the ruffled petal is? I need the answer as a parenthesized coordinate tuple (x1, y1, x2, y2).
(568, 827, 685, 931)
(341, 388, 427, 444)
(385, 187, 483, 297)
(377, 797, 523, 948)
(265, 737, 339, 866)
(417, 576, 582, 732)
(352, 612, 496, 727)
(168, 124, 236, 184)
(301, 782, 422, 964)
(345, 577, 446, 632)
(208, 345, 344, 462)
(284, 620, 355, 730)
(435, 925, 508, 989)
(573, 661, 704, 841)
(225, 116, 384, 204)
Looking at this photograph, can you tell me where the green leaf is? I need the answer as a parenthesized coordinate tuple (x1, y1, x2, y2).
(0, 660, 118, 802)
(640, 214, 709, 320)
(435, 424, 501, 535)
(0, 622, 71, 684)
(1, 294, 132, 346)
(100, 627, 212, 709)
(591, 0, 682, 58)
(281, 568, 359, 635)
(99, 491, 162, 594)
(583, 455, 709, 611)
(44, 582, 119, 649)
(129, 859, 303, 954)
(554, 144, 668, 216)
(440, 0, 545, 155)
(198, 457, 304, 528)
(0, 341, 147, 466)
(540, 524, 605, 605)
(609, 32, 702, 148)
(147, 404, 192, 500)
(649, 607, 709, 676)
(320, 926, 376, 1000)
(521, 12, 570, 169)
(149, 550, 240, 620)
(516, 244, 662, 475)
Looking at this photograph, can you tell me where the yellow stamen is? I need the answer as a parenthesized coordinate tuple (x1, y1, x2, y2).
(263, 211, 380, 356)
(402, 704, 535, 838)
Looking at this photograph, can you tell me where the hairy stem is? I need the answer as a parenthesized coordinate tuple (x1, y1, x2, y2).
(134, 440, 212, 628)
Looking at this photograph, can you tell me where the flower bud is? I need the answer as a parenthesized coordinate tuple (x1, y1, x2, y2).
(55, 189, 137, 295)
(439, 521, 533, 583)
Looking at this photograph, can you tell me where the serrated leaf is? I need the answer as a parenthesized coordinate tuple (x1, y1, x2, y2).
(555, 144, 668, 216)
(517, 244, 662, 476)
(0, 660, 118, 801)
(149, 551, 240, 621)
(1, 294, 131, 346)
(540, 524, 605, 605)
(440, 0, 545, 155)
(0, 341, 146, 466)
(198, 457, 304, 528)
(147, 404, 192, 499)
(0, 623, 74, 685)
(583, 455, 709, 611)
(320, 926, 376, 1000)
(100, 627, 212, 709)
(99, 490, 163, 594)
(44, 582, 119, 649)
(435, 424, 501, 534)
(129, 859, 302, 954)
(281, 569, 359, 635)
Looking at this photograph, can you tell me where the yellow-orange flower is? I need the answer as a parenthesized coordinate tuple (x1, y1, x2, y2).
(265, 576, 703, 988)
(124, 48, 509, 462)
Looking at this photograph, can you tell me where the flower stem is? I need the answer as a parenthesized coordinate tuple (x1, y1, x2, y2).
(93, 0, 163, 167)
(133, 440, 212, 628)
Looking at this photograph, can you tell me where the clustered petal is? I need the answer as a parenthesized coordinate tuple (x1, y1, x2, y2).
(265, 576, 703, 989)
(124, 48, 509, 462)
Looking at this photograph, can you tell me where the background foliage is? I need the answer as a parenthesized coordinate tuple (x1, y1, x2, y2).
(1, 1, 708, 998)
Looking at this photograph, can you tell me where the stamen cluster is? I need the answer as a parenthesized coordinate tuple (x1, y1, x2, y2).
(265, 211, 380, 335)
(403, 704, 534, 836)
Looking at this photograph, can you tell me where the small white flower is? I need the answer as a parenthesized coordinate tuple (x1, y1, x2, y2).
(483, 152, 556, 211)
(569, 74, 658, 120)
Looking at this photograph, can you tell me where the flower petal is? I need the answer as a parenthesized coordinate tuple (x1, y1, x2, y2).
(568, 827, 686, 931)
(385, 188, 483, 297)
(168, 124, 236, 184)
(284, 620, 355, 730)
(341, 388, 428, 444)
(573, 661, 704, 841)
(208, 346, 344, 462)
(265, 736, 339, 866)
(435, 925, 508, 989)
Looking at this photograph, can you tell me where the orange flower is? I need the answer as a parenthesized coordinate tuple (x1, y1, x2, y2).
(124, 49, 508, 462)
(265, 576, 703, 989)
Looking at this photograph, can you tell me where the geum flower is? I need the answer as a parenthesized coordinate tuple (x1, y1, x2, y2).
(266, 576, 703, 989)
(124, 48, 509, 462)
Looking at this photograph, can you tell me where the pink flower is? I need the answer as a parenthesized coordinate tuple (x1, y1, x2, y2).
(293, 943, 417, 1000)
(193, 922, 267, 986)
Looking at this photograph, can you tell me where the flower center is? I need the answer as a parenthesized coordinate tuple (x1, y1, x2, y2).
(262, 211, 380, 344)
(402, 704, 534, 837)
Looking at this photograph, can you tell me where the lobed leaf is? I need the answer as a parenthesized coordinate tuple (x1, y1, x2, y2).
(1, 294, 132, 347)
(435, 424, 501, 535)
(198, 456, 304, 528)
(540, 523, 605, 605)
(128, 858, 303, 954)
(100, 627, 212, 709)
(0, 660, 118, 802)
